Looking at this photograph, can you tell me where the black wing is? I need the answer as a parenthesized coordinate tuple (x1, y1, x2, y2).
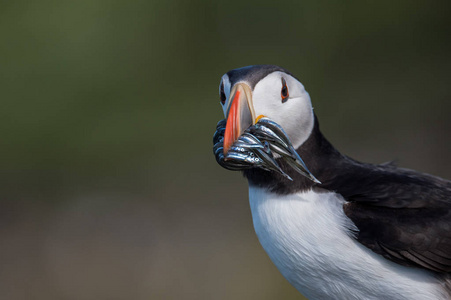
(239, 115, 451, 273)
(335, 161, 451, 273)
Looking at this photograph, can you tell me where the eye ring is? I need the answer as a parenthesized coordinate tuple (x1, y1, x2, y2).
(281, 78, 289, 103)
(220, 82, 226, 105)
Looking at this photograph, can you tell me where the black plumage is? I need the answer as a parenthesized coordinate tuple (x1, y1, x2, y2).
(244, 115, 451, 275)
(226, 65, 295, 89)
(220, 64, 451, 283)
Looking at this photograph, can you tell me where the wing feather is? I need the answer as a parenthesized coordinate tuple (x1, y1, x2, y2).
(338, 162, 451, 273)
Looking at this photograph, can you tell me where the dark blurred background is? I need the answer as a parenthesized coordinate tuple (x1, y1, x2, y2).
(1, 1, 450, 299)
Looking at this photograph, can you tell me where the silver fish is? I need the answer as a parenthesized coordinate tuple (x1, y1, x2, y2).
(228, 135, 291, 180)
(252, 141, 292, 180)
(213, 117, 320, 183)
(246, 118, 320, 183)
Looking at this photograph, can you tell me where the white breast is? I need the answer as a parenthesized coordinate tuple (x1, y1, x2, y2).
(249, 186, 446, 300)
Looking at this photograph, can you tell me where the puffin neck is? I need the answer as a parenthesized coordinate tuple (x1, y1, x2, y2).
(243, 115, 344, 195)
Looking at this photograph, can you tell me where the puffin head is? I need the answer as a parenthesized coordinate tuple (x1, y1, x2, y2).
(219, 65, 314, 154)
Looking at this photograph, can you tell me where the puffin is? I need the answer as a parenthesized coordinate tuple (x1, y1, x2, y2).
(213, 65, 451, 300)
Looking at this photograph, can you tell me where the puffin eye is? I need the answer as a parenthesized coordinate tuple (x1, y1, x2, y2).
(281, 78, 289, 103)
(220, 83, 226, 105)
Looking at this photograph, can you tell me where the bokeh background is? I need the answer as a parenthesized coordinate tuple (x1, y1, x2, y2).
(1, 1, 451, 299)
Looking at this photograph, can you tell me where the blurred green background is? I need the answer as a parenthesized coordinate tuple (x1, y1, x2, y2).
(1, 1, 450, 299)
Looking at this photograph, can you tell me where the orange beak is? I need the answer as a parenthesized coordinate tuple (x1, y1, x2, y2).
(223, 83, 256, 154)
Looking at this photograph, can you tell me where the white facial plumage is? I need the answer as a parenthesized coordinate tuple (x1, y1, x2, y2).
(219, 71, 314, 150)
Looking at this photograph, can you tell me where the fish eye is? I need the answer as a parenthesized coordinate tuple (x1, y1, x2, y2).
(281, 78, 289, 103)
